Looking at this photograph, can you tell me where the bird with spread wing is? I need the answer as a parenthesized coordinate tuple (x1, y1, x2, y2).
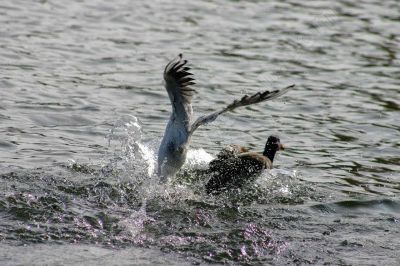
(157, 54, 293, 181)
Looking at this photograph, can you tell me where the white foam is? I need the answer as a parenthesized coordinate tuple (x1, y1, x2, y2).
(184, 148, 214, 169)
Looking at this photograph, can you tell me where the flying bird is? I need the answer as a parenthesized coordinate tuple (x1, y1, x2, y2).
(157, 54, 293, 182)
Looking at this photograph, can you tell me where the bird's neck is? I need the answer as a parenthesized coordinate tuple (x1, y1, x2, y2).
(263, 147, 276, 162)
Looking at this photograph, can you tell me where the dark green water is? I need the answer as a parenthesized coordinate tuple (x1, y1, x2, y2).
(1, 0, 399, 265)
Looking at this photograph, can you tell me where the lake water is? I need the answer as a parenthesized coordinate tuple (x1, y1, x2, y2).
(1, 0, 399, 265)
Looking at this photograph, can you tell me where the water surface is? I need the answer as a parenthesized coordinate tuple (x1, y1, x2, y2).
(1, 0, 399, 265)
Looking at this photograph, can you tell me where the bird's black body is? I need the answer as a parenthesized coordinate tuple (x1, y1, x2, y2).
(205, 136, 284, 194)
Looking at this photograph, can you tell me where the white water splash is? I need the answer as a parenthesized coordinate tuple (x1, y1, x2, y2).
(184, 148, 214, 169)
(105, 115, 207, 210)
(106, 114, 157, 180)
(106, 114, 217, 181)
(255, 168, 298, 197)
(136, 142, 156, 177)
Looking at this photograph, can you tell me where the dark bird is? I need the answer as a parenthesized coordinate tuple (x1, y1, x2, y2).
(157, 54, 293, 182)
(205, 136, 285, 194)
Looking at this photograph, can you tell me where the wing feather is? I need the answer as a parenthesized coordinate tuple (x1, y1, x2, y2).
(189, 84, 294, 134)
(164, 54, 196, 126)
(226, 85, 294, 111)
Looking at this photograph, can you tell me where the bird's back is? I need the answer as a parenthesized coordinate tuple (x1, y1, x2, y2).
(205, 149, 269, 194)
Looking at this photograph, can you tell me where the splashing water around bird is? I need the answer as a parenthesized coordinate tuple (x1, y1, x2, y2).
(106, 114, 157, 178)
(104, 114, 215, 213)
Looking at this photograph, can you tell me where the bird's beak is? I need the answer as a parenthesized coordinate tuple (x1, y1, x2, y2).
(279, 143, 285, 151)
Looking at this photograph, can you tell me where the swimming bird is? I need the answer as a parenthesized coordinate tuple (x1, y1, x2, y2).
(157, 54, 293, 182)
(205, 136, 284, 194)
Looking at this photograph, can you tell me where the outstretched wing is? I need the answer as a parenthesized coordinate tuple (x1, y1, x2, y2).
(164, 54, 196, 126)
(189, 84, 294, 134)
